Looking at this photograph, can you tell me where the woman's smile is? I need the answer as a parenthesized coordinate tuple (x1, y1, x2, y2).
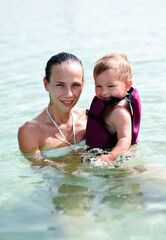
(60, 99, 74, 106)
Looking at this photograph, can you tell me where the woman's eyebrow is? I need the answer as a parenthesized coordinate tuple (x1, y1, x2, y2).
(55, 81, 65, 84)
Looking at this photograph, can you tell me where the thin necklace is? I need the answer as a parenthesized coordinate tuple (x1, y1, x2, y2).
(46, 107, 76, 146)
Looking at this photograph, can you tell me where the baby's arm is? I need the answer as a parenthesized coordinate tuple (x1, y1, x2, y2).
(100, 106, 132, 163)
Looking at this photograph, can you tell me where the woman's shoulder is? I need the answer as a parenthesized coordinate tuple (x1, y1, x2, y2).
(19, 119, 39, 132)
(72, 107, 87, 121)
(73, 107, 86, 114)
(18, 114, 46, 153)
(18, 110, 46, 143)
(18, 119, 41, 147)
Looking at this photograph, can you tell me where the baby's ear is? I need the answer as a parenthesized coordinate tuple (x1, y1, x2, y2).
(126, 80, 132, 91)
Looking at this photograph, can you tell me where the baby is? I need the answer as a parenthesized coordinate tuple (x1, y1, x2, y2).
(86, 53, 141, 163)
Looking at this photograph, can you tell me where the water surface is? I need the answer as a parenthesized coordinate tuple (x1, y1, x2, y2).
(1, 0, 166, 239)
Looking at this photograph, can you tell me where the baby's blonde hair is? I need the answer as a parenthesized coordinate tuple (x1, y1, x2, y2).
(93, 53, 132, 82)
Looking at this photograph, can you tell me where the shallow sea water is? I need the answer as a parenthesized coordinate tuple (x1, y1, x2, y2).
(1, 0, 166, 239)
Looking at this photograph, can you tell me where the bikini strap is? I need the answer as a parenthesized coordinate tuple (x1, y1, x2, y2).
(46, 107, 76, 146)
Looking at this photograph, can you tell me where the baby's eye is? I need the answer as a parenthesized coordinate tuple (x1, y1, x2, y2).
(96, 85, 102, 88)
(108, 85, 114, 88)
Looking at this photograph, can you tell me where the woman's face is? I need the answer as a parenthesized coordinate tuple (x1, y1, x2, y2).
(44, 62, 84, 112)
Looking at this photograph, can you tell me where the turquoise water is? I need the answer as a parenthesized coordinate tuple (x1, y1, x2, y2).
(1, 0, 166, 239)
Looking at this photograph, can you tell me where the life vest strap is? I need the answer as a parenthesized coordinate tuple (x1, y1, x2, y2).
(86, 109, 101, 120)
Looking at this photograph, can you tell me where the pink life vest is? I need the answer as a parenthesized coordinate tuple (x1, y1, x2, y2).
(85, 87, 141, 149)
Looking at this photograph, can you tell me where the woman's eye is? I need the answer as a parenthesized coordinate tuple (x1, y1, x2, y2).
(96, 85, 102, 88)
(56, 83, 64, 87)
(108, 85, 114, 88)
(73, 83, 81, 87)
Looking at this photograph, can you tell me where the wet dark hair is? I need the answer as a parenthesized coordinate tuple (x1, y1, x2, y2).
(45, 52, 84, 82)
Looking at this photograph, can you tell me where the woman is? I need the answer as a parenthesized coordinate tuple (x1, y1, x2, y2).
(18, 52, 87, 162)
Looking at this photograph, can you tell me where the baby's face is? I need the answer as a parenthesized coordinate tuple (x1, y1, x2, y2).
(95, 68, 130, 100)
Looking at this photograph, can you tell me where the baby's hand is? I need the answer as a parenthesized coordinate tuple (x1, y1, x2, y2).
(92, 154, 114, 168)
(97, 153, 115, 163)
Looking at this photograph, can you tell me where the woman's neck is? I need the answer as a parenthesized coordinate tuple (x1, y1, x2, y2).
(47, 104, 73, 125)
